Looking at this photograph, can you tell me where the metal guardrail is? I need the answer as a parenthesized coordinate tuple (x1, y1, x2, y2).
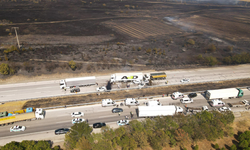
(1, 77, 249, 108)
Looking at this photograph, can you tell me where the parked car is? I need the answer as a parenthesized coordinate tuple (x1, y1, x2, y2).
(188, 93, 197, 98)
(96, 86, 107, 92)
(10, 125, 26, 132)
(70, 88, 80, 93)
(117, 120, 129, 126)
(112, 108, 123, 113)
(55, 128, 70, 135)
(180, 78, 190, 83)
(93, 122, 106, 128)
(219, 107, 231, 112)
(72, 118, 85, 124)
(71, 112, 84, 117)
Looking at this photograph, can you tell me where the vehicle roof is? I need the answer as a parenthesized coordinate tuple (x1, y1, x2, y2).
(65, 76, 96, 81)
(112, 108, 123, 110)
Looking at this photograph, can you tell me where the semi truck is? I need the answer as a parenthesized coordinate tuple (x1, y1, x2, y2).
(110, 73, 148, 83)
(60, 76, 96, 89)
(138, 105, 183, 117)
(144, 72, 167, 80)
(0, 108, 45, 126)
(228, 100, 249, 107)
(204, 88, 244, 100)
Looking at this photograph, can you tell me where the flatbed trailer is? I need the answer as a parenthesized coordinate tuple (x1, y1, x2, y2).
(228, 100, 249, 107)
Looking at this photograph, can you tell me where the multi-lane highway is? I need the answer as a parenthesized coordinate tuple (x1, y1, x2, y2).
(0, 64, 250, 102)
(0, 89, 249, 145)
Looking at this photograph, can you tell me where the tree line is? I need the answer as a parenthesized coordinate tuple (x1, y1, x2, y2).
(64, 111, 235, 150)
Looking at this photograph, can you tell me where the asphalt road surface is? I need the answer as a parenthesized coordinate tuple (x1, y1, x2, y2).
(0, 89, 249, 145)
(0, 65, 250, 102)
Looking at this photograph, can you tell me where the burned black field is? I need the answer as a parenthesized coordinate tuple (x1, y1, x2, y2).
(0, 0, 250, 77)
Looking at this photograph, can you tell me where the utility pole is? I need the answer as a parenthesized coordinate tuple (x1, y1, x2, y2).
(11, 27, 20, 49)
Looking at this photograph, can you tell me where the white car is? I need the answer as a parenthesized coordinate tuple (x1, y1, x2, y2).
(180, 98, 193, 104)
(96, 86, 107, 92)
(117, 120, 129, 126)
(71, 112, 84, 117)
(180, 78, 190, 83)
(10, 125, 26, 132)
(72, 118, 85, 124)
(219, 107, 231, 112)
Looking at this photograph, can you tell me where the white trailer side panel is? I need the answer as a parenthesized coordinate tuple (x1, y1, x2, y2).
(115, 73, 143, 81)
(138, 106, 176, 117)
(65, 76, 96, 87)
(205, 88, 238, 100)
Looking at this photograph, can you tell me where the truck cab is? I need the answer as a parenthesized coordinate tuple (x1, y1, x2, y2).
(146, 100, 162, 106)
(125, 98, 139, 106)
(35, 108, 45, 119)
(60, 80, 66, 89)
(176, 106, 184, 113)
(237, 88, 244, 97)
(102, 99, 116, 107)
(172, 92, 184, 100)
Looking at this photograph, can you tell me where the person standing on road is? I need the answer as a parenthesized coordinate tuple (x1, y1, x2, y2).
(118, 112, 121, 116)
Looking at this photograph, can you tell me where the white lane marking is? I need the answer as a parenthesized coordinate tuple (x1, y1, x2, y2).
(0, 130, 55, 140)
(0, 90, 19, 93)
(57, 114, 70, 117)
(56, 120, 70, 124)
(36, 87, 54, 90)
(98, 115, 116, 118)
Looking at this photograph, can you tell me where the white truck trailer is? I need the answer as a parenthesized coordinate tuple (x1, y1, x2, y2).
(204, 88, 244, 100)
(60, 76, 96, 89)
(110, 73, 148, 83)
(138, 105, 183, 117)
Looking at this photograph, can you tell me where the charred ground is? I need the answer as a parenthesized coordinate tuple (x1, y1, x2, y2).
(0, 0, 250, 78)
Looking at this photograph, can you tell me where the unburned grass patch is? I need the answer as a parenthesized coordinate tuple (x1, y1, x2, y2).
(22, 78, 250, 109)
(0, 100, 28, 112)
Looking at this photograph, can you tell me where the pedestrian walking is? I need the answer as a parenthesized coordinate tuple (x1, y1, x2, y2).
(118, 112, 121, 116)
(96, 82, 98, 86)
(131, 114, 133, 118)
(117, 105, 119, 108)
(125, 116, 128, 119)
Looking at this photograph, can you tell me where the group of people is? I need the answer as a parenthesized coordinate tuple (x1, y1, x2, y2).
(118, 111, 134, 119)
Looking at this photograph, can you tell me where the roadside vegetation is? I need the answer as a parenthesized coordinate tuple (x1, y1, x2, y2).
(64, 111, 234, 150)
(0, 140, 60, 150)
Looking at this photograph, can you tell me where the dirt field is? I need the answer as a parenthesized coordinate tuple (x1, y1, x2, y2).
(0, 0, 250, 80)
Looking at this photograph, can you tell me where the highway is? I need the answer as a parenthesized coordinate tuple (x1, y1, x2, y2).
(0, 64, 250, 102)
(0, 89, 249, 145)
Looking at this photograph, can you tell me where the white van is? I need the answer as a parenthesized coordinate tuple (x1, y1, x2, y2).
(146, 100, 162, 106)
(172, 92, 184, 100)
(125, 98, 139, 106)
(102, 99, 116, 107)
(180, 98, 193, 104)
(210, 99, 225, 107)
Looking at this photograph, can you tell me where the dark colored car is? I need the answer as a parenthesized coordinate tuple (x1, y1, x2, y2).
(188, 93, 197, 98)
(70, 88, 80, 93)
(112, 108, 123, 113)
(55, 128, 70, 135)
(93, 122, 106, 128)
